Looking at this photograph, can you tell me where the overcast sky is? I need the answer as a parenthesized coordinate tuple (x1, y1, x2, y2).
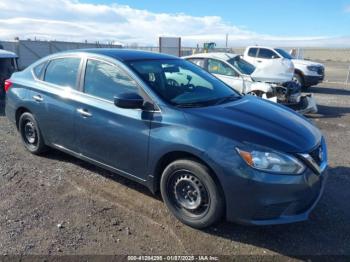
(0, 0, 349, 47)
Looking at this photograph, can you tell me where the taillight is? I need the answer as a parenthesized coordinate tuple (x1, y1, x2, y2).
(4, 79, 13, 92)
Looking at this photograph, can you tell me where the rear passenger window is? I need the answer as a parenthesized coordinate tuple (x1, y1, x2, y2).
(187, 58, 205, 69)
(44, 58, 81, 89)
(33, 62, 46, 79)
(208, 59, 238, 77)
(84, 59, 138, 101)
(257, 49, 278, 59)
(248, 48, 258, 57)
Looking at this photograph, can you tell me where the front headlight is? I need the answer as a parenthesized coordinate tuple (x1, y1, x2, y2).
(307, 65, 319, 72)
(236, 148, 305, 174)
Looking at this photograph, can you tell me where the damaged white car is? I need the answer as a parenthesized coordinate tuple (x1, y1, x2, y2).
(184, 52, 317, 114)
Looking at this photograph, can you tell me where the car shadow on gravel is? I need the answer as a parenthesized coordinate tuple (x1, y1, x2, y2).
(309, 86, 350, 96)
(204, 165, 350, 257)
(43, 149, 157, 199)
(308, 104, 350, 119)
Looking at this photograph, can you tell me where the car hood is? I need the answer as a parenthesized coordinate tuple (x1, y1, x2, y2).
(292, 59, 324, 67)
(184, 96, 321, 153)
(251, 58, 294, 83)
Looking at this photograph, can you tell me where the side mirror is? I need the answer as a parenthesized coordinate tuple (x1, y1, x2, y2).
(114, 92, 144, 109)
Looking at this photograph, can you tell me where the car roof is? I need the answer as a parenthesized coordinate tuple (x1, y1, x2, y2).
(0, 49, 18, 58)
(183, 52, 238, 61)
(246, 46, 280, 50)
(68, 48, 180, 61)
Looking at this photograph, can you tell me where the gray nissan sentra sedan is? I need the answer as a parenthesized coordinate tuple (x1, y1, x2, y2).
(5, 49, 328, 228)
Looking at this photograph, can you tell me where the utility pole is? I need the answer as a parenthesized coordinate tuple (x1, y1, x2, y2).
(225, 34, 229, 51)
(346, 64, 350, 87)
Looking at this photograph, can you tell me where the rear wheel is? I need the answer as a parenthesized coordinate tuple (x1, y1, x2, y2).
(19, 112, 47, 155)
(160, 159, 224, 229)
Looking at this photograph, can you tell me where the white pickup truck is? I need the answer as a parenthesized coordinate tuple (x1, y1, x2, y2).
(243, 46, 325, 89)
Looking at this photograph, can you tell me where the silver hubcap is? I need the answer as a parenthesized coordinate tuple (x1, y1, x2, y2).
(174, 174, 206, 210)
(24, 121, 37, 144)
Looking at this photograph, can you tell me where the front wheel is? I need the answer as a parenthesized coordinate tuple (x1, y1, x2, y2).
(19, 112, 47, 155)
(293, 73, 306, 90)
(160, 159, 224, 229)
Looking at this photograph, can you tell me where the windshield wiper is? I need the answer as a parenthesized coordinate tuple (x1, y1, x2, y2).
(175, 101, 213, 108)
(175, 95, 241, 108)
(214, 95, 241, 105)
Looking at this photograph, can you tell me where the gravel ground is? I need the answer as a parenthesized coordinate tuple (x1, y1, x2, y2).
(0, 83, 349, 259)
(322, 61, 350, 83)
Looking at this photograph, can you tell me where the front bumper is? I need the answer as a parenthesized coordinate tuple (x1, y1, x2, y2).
(223, 167, 328, 226)
(286, 94, 318, 114)
(304, 75, 324, 86)
(219, 142, 328, 226)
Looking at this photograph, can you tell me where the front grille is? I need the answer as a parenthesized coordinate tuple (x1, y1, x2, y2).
(299, 139, 327, 175)
(309, 145, 322, 165)
(317, 67, 324, 76)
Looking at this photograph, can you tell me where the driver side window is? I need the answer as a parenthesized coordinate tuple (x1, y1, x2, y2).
(257, 48, 279, 59)
(208, 59, 238, 77)
(84, 59, 139, 101)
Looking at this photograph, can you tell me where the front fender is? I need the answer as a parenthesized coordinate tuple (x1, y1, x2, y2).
(146, 112, 242, 194)
(247, 82, 273, 94)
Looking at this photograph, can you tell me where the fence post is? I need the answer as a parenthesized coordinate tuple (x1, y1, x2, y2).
(346, 65, 350, 87)
(49, 42, 53, 55)
(15, 40, 21, 69)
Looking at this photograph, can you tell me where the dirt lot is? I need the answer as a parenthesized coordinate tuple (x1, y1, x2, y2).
(0, 83, 350, 259)
(320, 61, 350, 83)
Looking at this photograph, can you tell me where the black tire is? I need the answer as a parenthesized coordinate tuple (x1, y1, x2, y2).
(18, 112, 47, 155)
(293, 73, 306, 90)
(160, 159, 224, 229)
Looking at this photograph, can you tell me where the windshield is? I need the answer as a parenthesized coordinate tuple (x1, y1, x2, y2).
(128, 59, 240, 107)
(275, 48, 293, 59)
(227, 56, 255, 75)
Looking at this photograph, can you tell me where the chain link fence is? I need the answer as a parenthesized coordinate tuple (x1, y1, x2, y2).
(1, 40, 349, 84)
(0, 40, 122, 69)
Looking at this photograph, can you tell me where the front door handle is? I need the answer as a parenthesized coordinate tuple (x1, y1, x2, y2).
(33, 95, 43, 102)
(77, 108, 92, 117)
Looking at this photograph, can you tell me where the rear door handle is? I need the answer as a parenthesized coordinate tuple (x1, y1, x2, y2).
(33, 95, 43, 102)
(257, 60, 262, 63)
(77, 108, 92, 117)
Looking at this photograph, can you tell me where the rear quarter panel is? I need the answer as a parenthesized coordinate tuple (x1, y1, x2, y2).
(5, 71, 31, 125)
